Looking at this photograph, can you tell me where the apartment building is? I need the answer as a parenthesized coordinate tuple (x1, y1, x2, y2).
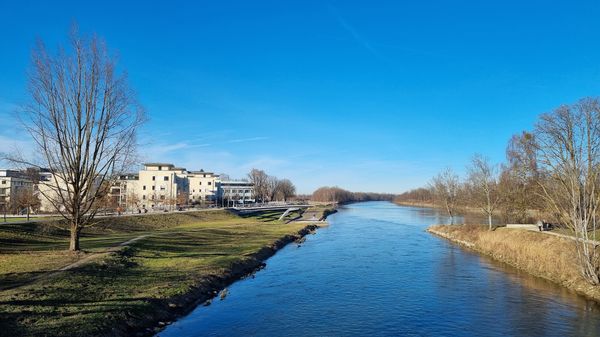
(0, 162, 256, 214)
(137, 163, 189, 210)
(0, 169, 34, 212)
(110, 173, 140, 210)
(187, 170, 219, 205)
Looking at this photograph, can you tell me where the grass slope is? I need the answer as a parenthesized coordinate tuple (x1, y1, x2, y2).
(0, 209, 315, 336)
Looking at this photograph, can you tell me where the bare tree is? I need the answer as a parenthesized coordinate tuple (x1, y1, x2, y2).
(1, 201, 7, 222)
(13, 188, 41, 221)
(176, 191, 187, 209)
(430, 168, 461, 225)
(506, 131, 539, 180)
(498, 131, 541, 223)
(126, 192, 140, 213)
(95, 184, 117, 216)
(534, 98, 600, 285)
(9, 29, 145, 251)
(467, 154, 501, 230)
(267, 175, 279, 201)
(273, 179, 296, 202)
(247, 169, 269, 203)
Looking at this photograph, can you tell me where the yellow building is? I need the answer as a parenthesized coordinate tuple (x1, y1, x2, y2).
(136, 163, 189, 210)
(187, 170, 219, 205)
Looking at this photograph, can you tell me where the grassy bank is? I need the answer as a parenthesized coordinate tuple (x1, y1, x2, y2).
(0, 209, 323, 336)
(393, 200, 436, 208)
(428, 224, 600, 301)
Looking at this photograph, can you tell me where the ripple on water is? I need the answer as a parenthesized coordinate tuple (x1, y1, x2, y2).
(159, 202, 600, 337)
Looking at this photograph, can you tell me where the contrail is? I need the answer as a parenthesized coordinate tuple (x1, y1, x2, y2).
(327, 3, 382, 60)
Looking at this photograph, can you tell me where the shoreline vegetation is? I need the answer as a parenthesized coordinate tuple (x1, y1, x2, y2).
(395, 97, 600, 286)
(0, 206, 335, 337)
(393, 200, 508, 222)
(428, 224, 600, 302)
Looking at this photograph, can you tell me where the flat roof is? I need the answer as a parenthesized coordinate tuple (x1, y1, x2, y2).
(189, 171, 216, 175)
(143, 163, 175, 167)
(0, 170, 28, 178)
(220, 181, 254, 186)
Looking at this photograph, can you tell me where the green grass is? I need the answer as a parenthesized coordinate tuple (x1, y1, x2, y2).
(0, 216, 60, 223)
(0, 209, 311, 336)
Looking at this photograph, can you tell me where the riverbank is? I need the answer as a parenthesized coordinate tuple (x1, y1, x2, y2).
(393, 200, 436, 208)
(428, 224, 600, 302)
(0, 209, 326, 337)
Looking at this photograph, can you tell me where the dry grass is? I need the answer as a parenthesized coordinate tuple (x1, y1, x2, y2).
(429, 224, 600, 300)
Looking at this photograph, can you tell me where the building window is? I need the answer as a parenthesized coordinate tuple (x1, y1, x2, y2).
(208, 182, 212, 185)
(142, 195, 146, 200)
(160, 186, 165, 191)
(1, 180, 5, 184)
(152, 186, 155, 190)
(152, 176, 156, 181)
(199, 181, 202, 185)
(160, 195, 165, 200)
(143, 185, 146, 190)
(164, 176, 169, 181)
(158, 166, 162, 171)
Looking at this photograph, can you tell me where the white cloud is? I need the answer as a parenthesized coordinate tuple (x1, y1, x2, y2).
(225, 136, 269, 144)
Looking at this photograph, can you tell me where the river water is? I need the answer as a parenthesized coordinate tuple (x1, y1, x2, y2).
(159, 201, 600, 336)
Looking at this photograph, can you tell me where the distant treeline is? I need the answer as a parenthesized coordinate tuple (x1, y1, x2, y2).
(394, 188, 434, 205)
(311, 186, 396, 203)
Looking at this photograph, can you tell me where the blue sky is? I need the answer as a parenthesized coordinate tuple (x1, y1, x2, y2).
(1, 1, 600, 194)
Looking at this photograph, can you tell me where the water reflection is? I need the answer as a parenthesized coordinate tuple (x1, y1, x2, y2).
(159, 202, 600, 337)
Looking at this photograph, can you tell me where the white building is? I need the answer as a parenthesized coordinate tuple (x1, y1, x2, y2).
(1, 161, 257, 214)
(187, 170, 219, 205)
(0, 169, 34, 213)
(216, 181, 255, 206)
(136, 163, 189, 210)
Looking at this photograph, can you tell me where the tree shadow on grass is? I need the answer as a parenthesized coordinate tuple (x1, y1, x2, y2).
(0, 271, 50, 291)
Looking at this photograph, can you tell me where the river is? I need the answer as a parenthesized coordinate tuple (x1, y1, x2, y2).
(159, 201, 600, 336)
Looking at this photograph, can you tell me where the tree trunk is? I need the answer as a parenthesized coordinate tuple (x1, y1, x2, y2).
(488, 213, 493, 230)
(69, 225, 81, 251)
(26, 207, 30, 221)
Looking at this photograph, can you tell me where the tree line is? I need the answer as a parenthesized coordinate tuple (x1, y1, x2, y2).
(311, 186, 395, 203)
(397, 97, 600, 285)
(247, 168, 296, 202)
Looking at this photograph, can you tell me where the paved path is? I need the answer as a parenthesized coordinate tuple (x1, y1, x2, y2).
(57, 235, 150, 272)
(538, 230, 600, 245)
(1, 234, 150, 291)
(0, 208, 225, 225)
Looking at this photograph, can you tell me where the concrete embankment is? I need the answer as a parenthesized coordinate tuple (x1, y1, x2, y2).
(428, 224, 600, 302)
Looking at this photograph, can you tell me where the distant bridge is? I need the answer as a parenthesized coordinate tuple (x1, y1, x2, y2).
(229, 204, 312, 221)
